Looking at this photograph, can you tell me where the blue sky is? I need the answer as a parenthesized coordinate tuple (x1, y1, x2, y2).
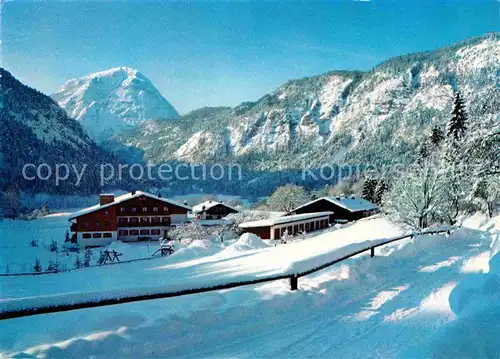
(3, 0, 499, 114)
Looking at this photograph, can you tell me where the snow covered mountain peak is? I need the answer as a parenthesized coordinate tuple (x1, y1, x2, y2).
(53, 67, 179, 143)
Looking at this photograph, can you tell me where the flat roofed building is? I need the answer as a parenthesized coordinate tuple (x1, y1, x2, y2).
(239, 212, 333, 240)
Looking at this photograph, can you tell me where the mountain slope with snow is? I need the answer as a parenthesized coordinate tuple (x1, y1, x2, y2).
(0, 68, 119, 194)
(116, 33, 499, 170)
(52, 67, 179, 143)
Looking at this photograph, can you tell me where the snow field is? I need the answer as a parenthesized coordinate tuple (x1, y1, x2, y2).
(1, 214, 497, 358)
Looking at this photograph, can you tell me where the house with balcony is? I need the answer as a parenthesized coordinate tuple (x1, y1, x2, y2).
(68, 191, 191, 247)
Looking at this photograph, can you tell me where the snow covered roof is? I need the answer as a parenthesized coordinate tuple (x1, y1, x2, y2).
(239, 212, 333, 228)
(293, 196, 377, 213)
(192, 200, 238, 214)
(69, 191, 192, 220)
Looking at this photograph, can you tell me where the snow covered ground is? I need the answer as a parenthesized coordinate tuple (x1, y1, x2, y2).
(0, 214, 498, 358)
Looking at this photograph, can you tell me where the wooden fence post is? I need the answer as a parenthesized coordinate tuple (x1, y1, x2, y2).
(370, 247, 375, 258)
(290, 275, 298, 291)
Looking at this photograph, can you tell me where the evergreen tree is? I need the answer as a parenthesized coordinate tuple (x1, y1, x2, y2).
(362, 178, 377, 202)
(418, 143, 430, 163)
(429, 126, 445, 147)
(83, 248, 92, 267)
(74, 255, 82, 269)
(448, 92, 468, 141)
(64, 230, 70, 243)
(373, 180, 389, 205)
(33, 258, 42, 273)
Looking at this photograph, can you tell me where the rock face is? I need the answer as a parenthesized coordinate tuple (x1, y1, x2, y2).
(52, 67, 179, 143)
(0, 68, 118, 194)
(116, 33, 499, 170)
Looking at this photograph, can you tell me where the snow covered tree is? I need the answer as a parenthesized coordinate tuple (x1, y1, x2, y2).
(83, 248, 92, 267)
(373, 180, 389, 206)
(169, 222, 208, 243)
(430, 126, 445, 148)
(74, 255, 82, 269)
(383, 157, 446, 230)
(30, 239, 38, 247)
(361, 178, 377, 203)
(33, 259, 42, 273)
(49, 240, 58, 253)
(1, 184, 21, 218)
(279, 230, 294, 244)
(473, 178, 500, 218)
(267, 184, 309, 212)
(46, 259, 60, 272)
(448, 92, 468, 141)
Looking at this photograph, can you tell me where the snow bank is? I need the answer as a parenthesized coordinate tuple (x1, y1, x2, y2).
(408, 214, 500, 358)
(168, 239, 223, 263)
(216, 233, 270, 258)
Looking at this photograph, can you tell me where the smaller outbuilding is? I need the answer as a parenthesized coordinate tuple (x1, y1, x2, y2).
(239, 212, 332, 240)
(192, 200, 239, 220)
(291, 196, 377, 222)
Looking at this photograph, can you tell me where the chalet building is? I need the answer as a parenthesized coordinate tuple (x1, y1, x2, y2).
(69, 191, 191, 247)
(291, 196, 377, 222)
(192, 200, 238, 220)
(239, 212, 332, 240)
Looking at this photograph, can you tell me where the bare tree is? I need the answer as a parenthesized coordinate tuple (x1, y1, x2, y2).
(267, 185, 309, 212)
(383, 158, 447, 230)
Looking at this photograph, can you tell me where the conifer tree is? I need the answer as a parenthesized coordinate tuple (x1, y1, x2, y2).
(34, 259, 42, 273)
(362, 178, 377, 202)
(373, 180, 389, 205)
(74, 255, 82, 269)
(430, 126, 445, 147)
(83, 248, 92, 267)
(448, 92, 468, 141)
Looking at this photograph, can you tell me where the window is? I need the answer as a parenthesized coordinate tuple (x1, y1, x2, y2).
(82, 233, 91, 239)
(294, 225, 299, 234)
(130, 217, 138, 224)
(207, 215, 213, 220)
(95, 220, 100, 227)
(132, 207, 137, 212)
(305, 223, 310, 232)
(287, 226, 292, 234)
(142, 207, 148, 212)
(119, 230, 129, 236)
(163, 206, 168, 212)
(281, 227, 286, 235)
(120, 207, 125, 213)
(151, 229, 161, 235)
(118, 217, 128, 225)
(153, 207, 158, 212)
(130, 230, 139, 235)
(274, 229, 280, 239)
(84, 222, 89, 229)
(140, 229, 150, 235)
(104, 221, 110, 227)
(162, 217, 171, 225)
(140, 217, 149, 224)
(92, 233, 102, 238)
(103, 233, 112, 238)
(104, 210, 109, 216)
(152, 217, 160, 224)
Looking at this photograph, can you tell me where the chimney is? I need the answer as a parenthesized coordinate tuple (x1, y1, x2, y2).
(131, 190, 136, 195)
(100, 194, 115, 206)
